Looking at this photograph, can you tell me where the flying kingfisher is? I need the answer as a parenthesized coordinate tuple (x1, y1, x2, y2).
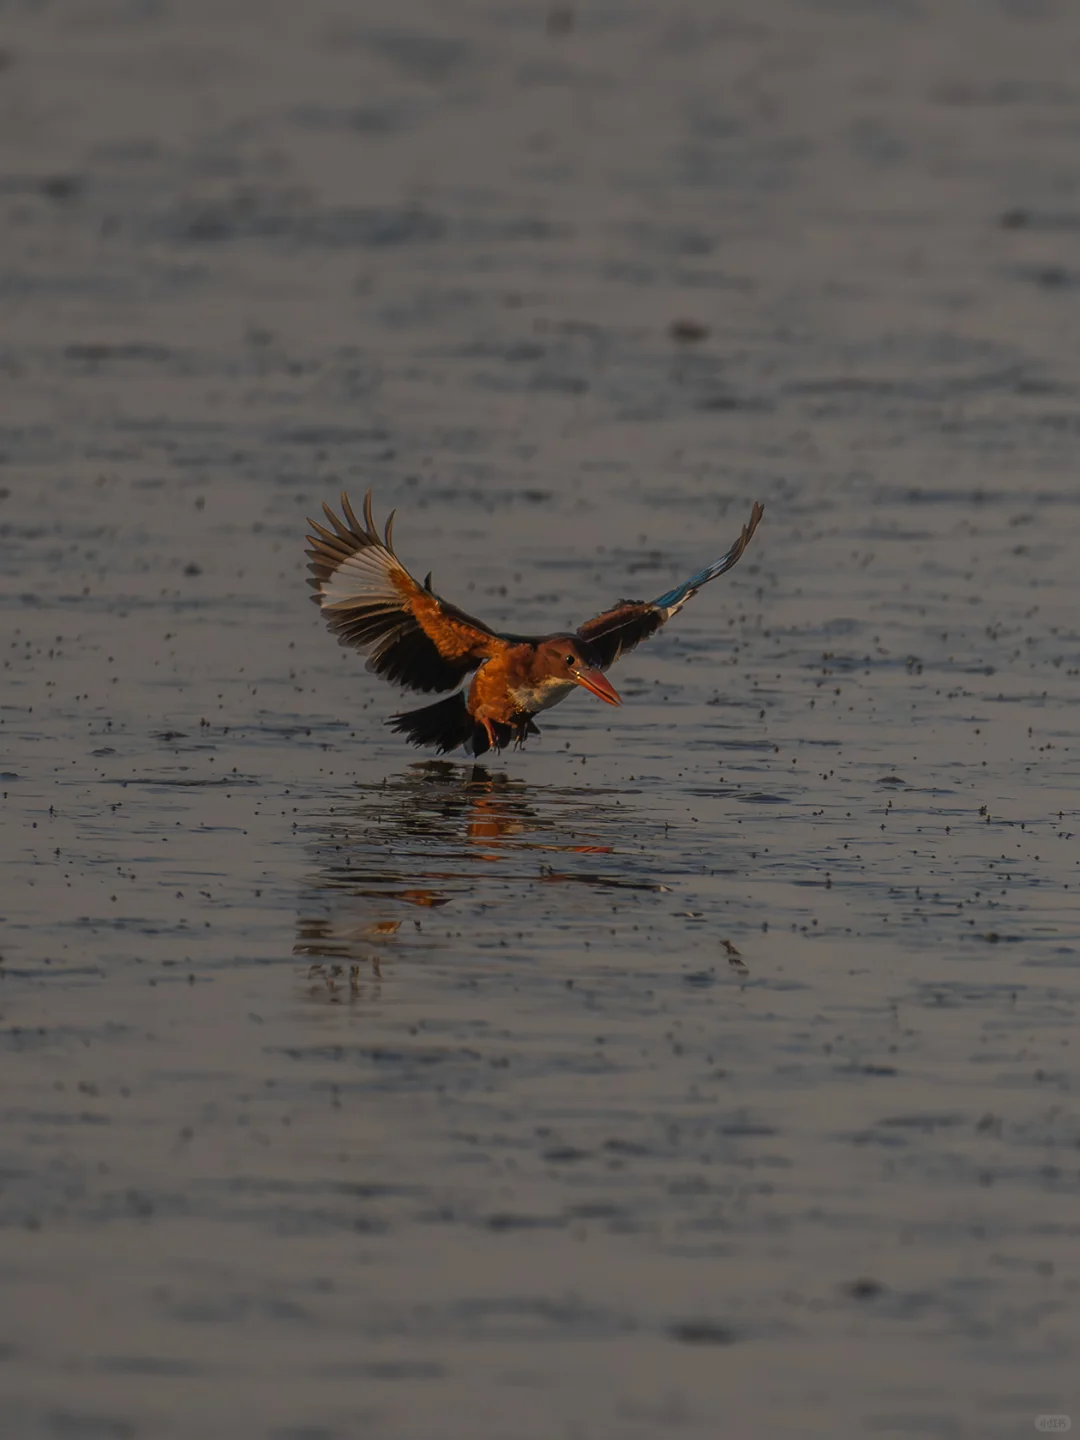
(306, 491, 764, 756)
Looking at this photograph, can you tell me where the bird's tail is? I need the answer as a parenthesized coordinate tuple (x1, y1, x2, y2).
(388, 694, 540, 757)
(388, 693, 478, 754)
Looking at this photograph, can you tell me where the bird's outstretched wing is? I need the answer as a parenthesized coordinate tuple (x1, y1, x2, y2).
(306, 491, 497, 693)
(577, 501, 764, 670)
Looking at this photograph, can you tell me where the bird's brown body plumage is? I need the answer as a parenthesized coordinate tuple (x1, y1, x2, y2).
(306, 491, 763, 756)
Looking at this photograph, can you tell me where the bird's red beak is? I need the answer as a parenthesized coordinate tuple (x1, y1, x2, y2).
(573, 666, 622, 707)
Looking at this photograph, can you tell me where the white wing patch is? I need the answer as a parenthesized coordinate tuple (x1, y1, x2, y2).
(318, 545, 409, 611)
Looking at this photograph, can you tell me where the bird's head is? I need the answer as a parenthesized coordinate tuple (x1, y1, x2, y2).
(537, 638, 622, 706)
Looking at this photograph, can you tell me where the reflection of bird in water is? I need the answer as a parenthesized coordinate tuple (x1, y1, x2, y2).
(307, 765, 610, 883)
(463, 784, 611, 857)
(294, 917, 401, 961)
(466, 791, 530, 845)
(293, 766, 745, 995)
(306, 490, 763, 756)
(293, 764, 618, 969)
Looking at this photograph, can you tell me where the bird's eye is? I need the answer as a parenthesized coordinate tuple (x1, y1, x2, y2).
(564, 654, 576, 667)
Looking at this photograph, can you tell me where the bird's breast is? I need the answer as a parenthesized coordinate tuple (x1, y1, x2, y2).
(509, 678, 576, 714)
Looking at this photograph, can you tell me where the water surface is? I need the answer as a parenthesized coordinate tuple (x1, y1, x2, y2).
(2, 2, 1080, 1437)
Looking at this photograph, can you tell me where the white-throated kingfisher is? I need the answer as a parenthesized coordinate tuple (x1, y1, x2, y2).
(306, 492, 764, 757)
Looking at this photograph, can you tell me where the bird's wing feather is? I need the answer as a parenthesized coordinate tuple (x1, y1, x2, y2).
(306, 491, 497, 693)
(575, 602, 666, 670)
(577, 501, 764, 669)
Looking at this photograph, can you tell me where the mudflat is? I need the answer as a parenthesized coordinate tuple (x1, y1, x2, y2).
(2, 3, 1078, 1437)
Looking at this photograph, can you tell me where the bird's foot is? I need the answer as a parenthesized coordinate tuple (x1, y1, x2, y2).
(512, 715, 541, 750)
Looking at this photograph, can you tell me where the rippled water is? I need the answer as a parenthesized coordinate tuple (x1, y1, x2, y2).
(3, 2, 1080, 1437)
